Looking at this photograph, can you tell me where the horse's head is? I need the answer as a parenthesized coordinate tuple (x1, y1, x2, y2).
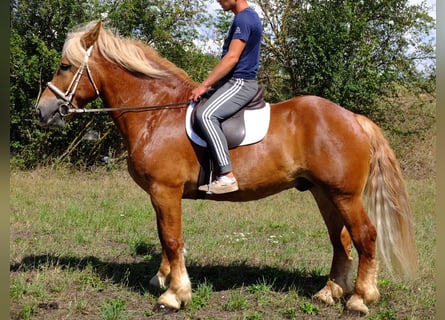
(35, 22, 102, 128)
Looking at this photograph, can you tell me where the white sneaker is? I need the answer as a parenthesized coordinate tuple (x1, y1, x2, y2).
(198, 176, 239, 194)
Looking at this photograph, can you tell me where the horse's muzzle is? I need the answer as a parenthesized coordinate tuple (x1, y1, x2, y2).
(35, 107, 44, 124)
(35, 101, 67, 128)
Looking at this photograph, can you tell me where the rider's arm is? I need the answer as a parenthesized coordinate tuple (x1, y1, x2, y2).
(189, 39, 246, 101)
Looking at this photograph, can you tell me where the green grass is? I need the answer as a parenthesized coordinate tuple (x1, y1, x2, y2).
(10, 168, 435, 319)
(100, 298, 128, 320)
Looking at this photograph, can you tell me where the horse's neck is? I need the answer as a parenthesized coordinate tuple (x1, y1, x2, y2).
(100, 67, 192, 148)
(101, 68, 191, 108)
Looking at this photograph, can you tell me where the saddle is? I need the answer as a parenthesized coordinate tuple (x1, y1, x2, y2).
(190, 85, 267, 148)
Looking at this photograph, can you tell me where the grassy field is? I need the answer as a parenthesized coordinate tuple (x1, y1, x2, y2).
(10, 167, 435, 319)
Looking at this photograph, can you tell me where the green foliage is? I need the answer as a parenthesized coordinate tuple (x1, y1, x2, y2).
(223, 290, 249, 311)
(10, 277, 26, 300)
(10, 0, 108, 168)
(191, 280, 214, 310)
(279, 307, 298, 319)
(300, 302, 320, 315)
(102, 0, 213, 73)
(79, 271, 106, 291)
(247, 278, 273, 296)
(10, 0, 435, 168)
(255, 0, 435, 114)
(100, 298, 127, 320)
(10, 0, 212, 168)
(19, 304, 36, 320)
(245, 311, 265, 320)
(372, 310, 397, 320)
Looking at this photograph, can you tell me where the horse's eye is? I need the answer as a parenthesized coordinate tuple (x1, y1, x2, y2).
(60, 63, 71, 71)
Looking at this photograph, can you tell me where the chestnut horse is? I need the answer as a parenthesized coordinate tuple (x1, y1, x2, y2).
(35, 21, 417, 314)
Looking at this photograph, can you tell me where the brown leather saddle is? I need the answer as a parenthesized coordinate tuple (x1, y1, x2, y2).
(191, 85, 266, 149)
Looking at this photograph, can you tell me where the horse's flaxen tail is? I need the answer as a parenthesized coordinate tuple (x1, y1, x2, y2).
(355, 114, 418, 279)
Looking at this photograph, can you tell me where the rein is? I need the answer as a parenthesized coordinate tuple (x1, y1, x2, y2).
(46, 44, 189, 117)
(58, 101, 190, 116)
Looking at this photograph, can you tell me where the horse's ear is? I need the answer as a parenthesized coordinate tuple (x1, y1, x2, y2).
(81, 21, 102, 49)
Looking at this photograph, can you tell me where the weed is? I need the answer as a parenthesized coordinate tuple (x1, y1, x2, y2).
(74, 231, 89, 245)
(310, 267, 325, 278)
(192, 280, 214, 310)
(268, 222, 285, 230)
(279, 307, 298, 319)
(300, 302, 319, 315)
(378, 278, 392, 288)
(21, 276, 50, 300)
(223, 290, 249, 311)
(100, 298, 127, 320)
(373, 310, 397, 320)
(128, 239, 152, 256)
(247, 277, 273, 296)
(10, 277, 26, 300)
(69, 299, 89, 315)
(245, 311, 264, 320)
(247, 277, 274, 306)
(394, 283, 409, 291)
(79, 273, 106, 291)
(19, 304, 36, 320)
(143, 309, 155, 316)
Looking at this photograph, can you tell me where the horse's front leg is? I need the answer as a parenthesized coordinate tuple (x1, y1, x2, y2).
(150, 244, 189, 289)
(149, 185, 192, 310)
(149, 249, 171, 289)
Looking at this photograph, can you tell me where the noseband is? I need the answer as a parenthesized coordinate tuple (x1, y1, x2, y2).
(47, 45, 100, 116)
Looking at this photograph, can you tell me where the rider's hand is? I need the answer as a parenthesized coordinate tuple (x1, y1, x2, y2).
(189, 83, 210, 102)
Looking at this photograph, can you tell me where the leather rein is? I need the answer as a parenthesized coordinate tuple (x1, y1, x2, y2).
(46, 45, 189, 118)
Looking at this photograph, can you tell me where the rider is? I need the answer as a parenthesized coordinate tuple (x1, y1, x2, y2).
(189, 0, 262, 194)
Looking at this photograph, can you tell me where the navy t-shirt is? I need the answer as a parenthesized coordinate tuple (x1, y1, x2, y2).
(221, 7, 262, 80)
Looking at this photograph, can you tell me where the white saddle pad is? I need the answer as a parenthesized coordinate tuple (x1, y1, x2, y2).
(185, 102, 271, 147)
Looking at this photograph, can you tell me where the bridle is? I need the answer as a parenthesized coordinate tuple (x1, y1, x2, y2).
(47, 45, 100, 116)
(46, 45, 189, 117)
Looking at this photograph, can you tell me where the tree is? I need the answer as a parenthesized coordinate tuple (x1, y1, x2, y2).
(10, 0, 435, 168)
(254, 0, 435, 115)
(10, 0, 213, 168)
(10, 0, 104, 167)
(99, 0, 216, 80)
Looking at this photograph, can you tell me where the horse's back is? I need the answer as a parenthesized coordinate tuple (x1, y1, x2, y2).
(272, 95, 368, 142)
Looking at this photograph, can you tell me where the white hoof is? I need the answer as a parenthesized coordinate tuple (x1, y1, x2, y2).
(314, 280, 344, 305)
(158, 290, 182, 310)
(346, 294, 369, 315)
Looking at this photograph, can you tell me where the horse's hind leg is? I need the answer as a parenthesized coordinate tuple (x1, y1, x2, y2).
(341, 197, 380, 314)
(313, 189, 380, 314)
(311, 189, 355, 304)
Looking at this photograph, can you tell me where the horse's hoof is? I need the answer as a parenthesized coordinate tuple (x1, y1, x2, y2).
(313, 280, 344, 305)
(313, 288, 335, 305)
(342, 308, 367, 317)
(346, 294, 369, 315)
(153, 303, 178, 314)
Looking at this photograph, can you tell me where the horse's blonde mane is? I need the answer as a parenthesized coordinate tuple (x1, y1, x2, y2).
(63, 21, 195, 84)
